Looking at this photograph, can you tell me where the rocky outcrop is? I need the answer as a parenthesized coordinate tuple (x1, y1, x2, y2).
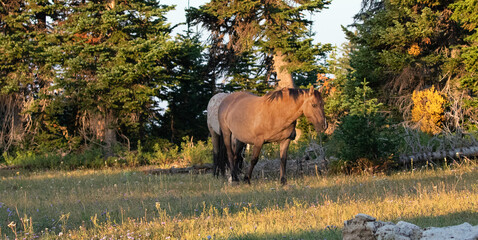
(343, 213, 478, 240)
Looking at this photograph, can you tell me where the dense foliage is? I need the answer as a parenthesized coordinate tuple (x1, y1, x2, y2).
(0, 0, 331, 168)
(1, 0, 477, 170)
(0, 0, 214, 162)
(346, 0, 477, 130)
(187, 0, 332, 90)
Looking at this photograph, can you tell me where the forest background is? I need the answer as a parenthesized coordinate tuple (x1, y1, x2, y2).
(1, 0, 477, 171)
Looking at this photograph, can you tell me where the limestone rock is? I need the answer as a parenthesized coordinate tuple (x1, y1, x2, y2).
(343, 213, 392, 240)
(422, 222, 478, 240)
(376, 221, 423, 240)
(343, 214, 478, 240)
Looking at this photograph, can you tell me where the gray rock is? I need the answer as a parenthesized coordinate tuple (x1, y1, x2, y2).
(376, 221, 423, 240)
(343, 214, 478, 240)
(422, 222, 478, 240)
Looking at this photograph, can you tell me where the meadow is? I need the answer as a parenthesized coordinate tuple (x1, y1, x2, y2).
(1, 162, 477, 239)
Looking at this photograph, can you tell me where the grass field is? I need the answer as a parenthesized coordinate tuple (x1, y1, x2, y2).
(1, 162, 478, 239)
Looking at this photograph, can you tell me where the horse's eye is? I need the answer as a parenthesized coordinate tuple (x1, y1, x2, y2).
(312, 103, 318, 108)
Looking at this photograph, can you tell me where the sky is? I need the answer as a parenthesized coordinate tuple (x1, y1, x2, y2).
(161, 0, 363, 47)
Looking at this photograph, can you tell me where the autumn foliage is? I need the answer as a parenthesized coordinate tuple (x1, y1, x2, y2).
(411, 86, 446, 134)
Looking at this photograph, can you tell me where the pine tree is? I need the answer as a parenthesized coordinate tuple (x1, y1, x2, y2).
(0, 0, 62, 153)
(449, 0, 478, 130)
(156, 35, 212, 144)
(345, 0, 466, 121)
(55, 0, 175, 155)
(188, 0, 332, 90)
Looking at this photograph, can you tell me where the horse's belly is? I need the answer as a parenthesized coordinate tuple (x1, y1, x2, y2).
(264, 127, 295, 143)
(231, 123, 295, 145)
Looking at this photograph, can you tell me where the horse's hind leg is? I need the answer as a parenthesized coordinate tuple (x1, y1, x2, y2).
(234, 140, 246, 175)
(211, 131, 220, 177)
(222, 129, 239, 183)
(244, 143, 263, 184)
(279, 139, 291, 185)
(218, 134, 228, 176)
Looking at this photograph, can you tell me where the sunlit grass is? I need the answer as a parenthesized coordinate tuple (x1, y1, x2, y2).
(1, 163, 477, 239)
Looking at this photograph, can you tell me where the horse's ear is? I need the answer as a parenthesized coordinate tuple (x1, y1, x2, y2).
(309, 85, 314, 96)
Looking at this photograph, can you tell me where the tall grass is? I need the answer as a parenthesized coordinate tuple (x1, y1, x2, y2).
(0, 162, 477, 239)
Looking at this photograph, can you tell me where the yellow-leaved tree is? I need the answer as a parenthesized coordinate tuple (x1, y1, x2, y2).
(411, 86, 446, 134)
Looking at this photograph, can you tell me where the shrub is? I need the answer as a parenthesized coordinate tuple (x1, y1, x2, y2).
(180, 136, 212, 166)
(411, 86, 446, 134)
(145, 139, 180, 166)
(327, 114, 399, 174)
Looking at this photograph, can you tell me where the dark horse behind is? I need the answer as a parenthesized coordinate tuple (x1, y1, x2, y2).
(218, 86, 327, 185)
(207, 93, 244, 178)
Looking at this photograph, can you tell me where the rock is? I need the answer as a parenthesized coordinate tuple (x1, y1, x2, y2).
(344, 214, 478, 240)
(376, 221, 422, 240)
(343, 213, 392, 240)
(422, 222, 478, 240)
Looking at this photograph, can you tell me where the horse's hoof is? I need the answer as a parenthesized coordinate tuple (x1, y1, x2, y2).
(280, 178, 287, 185)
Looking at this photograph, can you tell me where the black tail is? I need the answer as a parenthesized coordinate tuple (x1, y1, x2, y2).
(213, 134, 245, 177)
(216, 134, 228, 177)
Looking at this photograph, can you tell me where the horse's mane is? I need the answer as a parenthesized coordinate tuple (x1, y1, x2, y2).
(265, 88, 313, 102)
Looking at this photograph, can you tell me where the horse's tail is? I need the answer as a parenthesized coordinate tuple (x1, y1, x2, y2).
(217, 133, 228, 177)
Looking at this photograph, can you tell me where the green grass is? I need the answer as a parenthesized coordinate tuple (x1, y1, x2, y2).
(1, 163, 477, 239)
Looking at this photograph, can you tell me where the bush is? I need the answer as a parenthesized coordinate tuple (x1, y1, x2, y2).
(2, 137, 214, 170)
(411, 86, 446, 134)
(3, 151, 61, 169)
(143, 137, 212, 167)
(327, 114, 399, 174)
(179, 136, 212, 166)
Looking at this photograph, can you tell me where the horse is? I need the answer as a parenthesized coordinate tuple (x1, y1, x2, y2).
(207, 93, 245, 177)
(218, 86, 327, 185)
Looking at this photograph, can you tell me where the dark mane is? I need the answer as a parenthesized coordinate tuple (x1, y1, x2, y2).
(266, 88, 315, 102)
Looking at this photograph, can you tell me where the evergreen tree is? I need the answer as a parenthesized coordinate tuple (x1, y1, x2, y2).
(0, 0, 62, 153)
(156, 35, 213, 144)
(55, 0, 175, 155)
(188, 0, 332, 90)
(345, 0, 468, 121)
(450, 0, 478, 129)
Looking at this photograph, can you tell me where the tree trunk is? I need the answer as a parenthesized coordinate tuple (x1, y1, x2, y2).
(273, 51, 295, 89)
(0, 94, 25, 152)
(399, 146, 478, 164)
(103, 110, 117, 157)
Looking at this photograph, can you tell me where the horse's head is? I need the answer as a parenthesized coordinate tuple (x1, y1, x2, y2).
(302, 85, 327, 132)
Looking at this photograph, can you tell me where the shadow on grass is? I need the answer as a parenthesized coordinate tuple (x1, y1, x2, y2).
(228, 228, 341, 240)
(226, 211, 478, 240)
(0, 168, 477, 237)
(401, 210, 478, 228)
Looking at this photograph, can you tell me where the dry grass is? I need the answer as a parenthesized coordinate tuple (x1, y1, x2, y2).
(0, 162, 477, 239)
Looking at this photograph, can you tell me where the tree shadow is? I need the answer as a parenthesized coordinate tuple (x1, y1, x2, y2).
(1, 168, 477, 237)
(400, 210, 478, 228)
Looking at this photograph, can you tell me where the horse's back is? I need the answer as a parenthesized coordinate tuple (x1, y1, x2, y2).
(219, 91, 266, 143)
(219, 91, 259, 119)
(207, 93, 229, 135)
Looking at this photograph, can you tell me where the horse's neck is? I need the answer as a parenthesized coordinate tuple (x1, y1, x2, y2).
(266, 95, 305, 123)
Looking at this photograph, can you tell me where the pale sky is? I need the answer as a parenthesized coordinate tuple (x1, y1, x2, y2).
(161, 0, 362, 47)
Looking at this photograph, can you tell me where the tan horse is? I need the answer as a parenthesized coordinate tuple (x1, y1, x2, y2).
(207, 93, 245, 177)
(218, 86, 327, 184)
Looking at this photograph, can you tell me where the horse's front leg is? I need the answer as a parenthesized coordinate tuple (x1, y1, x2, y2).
(279, 138, 291, 185)
(244, 143, 263, 184)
